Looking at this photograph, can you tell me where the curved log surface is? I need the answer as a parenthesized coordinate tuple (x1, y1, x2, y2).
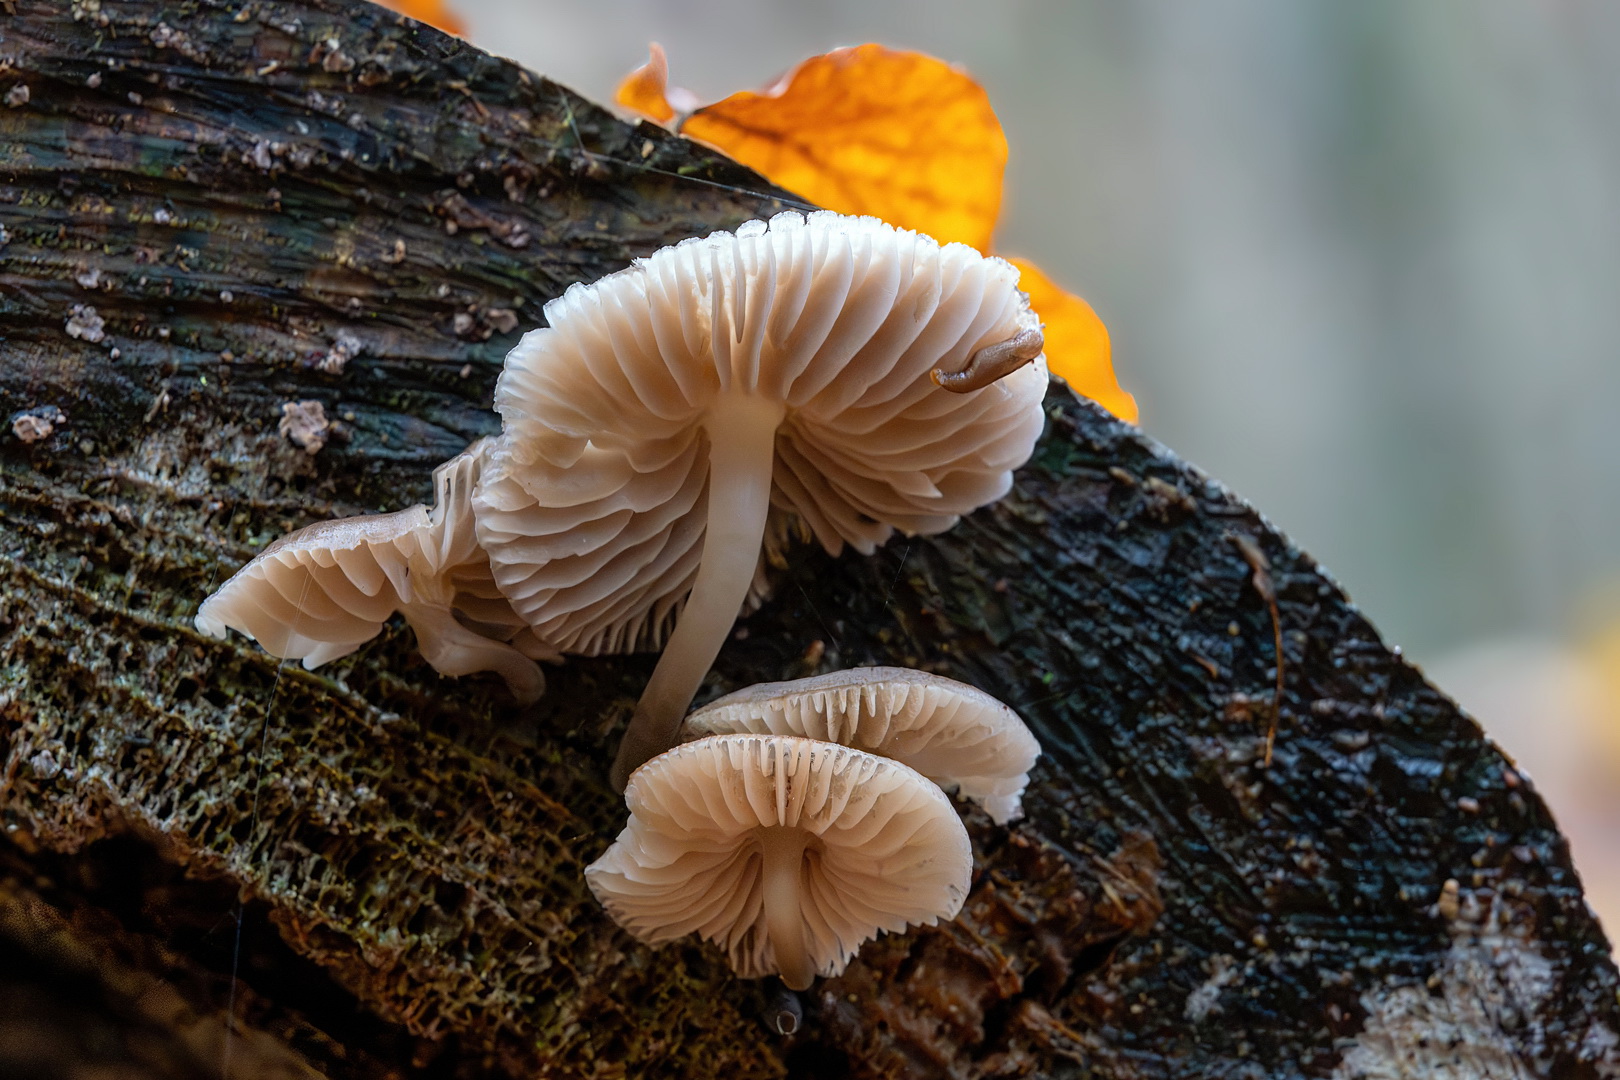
(1, 2, 1616, 1078)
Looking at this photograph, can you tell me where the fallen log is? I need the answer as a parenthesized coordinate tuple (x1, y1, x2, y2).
(2, 2, 1616, 1077)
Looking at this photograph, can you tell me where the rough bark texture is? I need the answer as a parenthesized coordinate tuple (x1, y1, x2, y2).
(1, 2, 1617, 1078)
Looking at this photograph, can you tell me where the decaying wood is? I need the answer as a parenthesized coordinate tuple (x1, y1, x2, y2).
(2, 2, 1617, 1077)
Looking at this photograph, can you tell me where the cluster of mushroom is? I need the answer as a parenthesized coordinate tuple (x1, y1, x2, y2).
(199, 210, 1048, 764)
(586, 667, 1041, 989)
(195, 210, 1053, 983)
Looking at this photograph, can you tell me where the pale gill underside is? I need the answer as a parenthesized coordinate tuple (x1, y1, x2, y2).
(194, 440, 557, 695)
(584, 734, 972, 982)
(475, 211, 1049, 656)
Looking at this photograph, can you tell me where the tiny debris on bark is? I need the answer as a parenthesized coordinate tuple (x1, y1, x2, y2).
(64, 304, 106, 343)
(143, 385, 172, 423)
(5, 83, 29, 108)
(11, 406, 66, 444)
(278, 400, 330, 454)
(245, 139, 276, 171)
(1185, 954, 1242, 1023)
(318, 330, 362, 374)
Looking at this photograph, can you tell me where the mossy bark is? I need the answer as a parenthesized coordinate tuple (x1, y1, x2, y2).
(2, 2, 1616, 1078)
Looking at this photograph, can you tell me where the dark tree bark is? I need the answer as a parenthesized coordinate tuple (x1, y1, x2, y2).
(1, 2, 1616, 1078)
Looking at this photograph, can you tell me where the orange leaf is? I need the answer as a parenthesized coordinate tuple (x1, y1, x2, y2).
(377, 0, 465, 37)
(609, 44, 1136, 420)
(681, 45, 1005, 253)
(616, 43, 677, 124)
(1008, 257, 1137, 423)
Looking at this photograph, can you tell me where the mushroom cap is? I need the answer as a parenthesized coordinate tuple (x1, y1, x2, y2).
(585, 733, 972, 983)
(474, 210, 1048, 653)
(194, 507, 429, 667)
(685, 667, 1041, 825)
(195, 439, 557, 697)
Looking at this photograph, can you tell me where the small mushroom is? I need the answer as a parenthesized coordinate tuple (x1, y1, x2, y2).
(475, 210, 1049, 789)
(585, 733, 972, 990)
(684, 667, 1041, 825)
(196, 439, 558, 699)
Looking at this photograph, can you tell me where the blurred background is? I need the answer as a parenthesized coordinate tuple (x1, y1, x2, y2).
(446, 0, 1620, 937)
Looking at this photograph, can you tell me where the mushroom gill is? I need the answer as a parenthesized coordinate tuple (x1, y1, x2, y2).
(475, 210, 1050, 789)
(195, 439, 558, 700)
(585, 733, 972, 989)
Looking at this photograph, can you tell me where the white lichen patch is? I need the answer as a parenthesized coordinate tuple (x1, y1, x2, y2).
(278, 400, 330, 455)
(1334, 886, 1620, 1079)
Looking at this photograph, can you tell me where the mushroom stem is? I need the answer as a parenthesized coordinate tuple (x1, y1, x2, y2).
(610, 394, 785, 790)
(759, 826, 814, 991)
(400, 604, 546, 704)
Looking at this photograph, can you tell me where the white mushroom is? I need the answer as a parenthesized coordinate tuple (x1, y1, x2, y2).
(684, 667, 1041, 824)
(585, 733, 972, 990)
(474, 210, 1050, 788)
(196, 438, 558, 700)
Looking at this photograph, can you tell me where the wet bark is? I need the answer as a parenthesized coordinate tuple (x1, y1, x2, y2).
(1, 2, 1616, 1078)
